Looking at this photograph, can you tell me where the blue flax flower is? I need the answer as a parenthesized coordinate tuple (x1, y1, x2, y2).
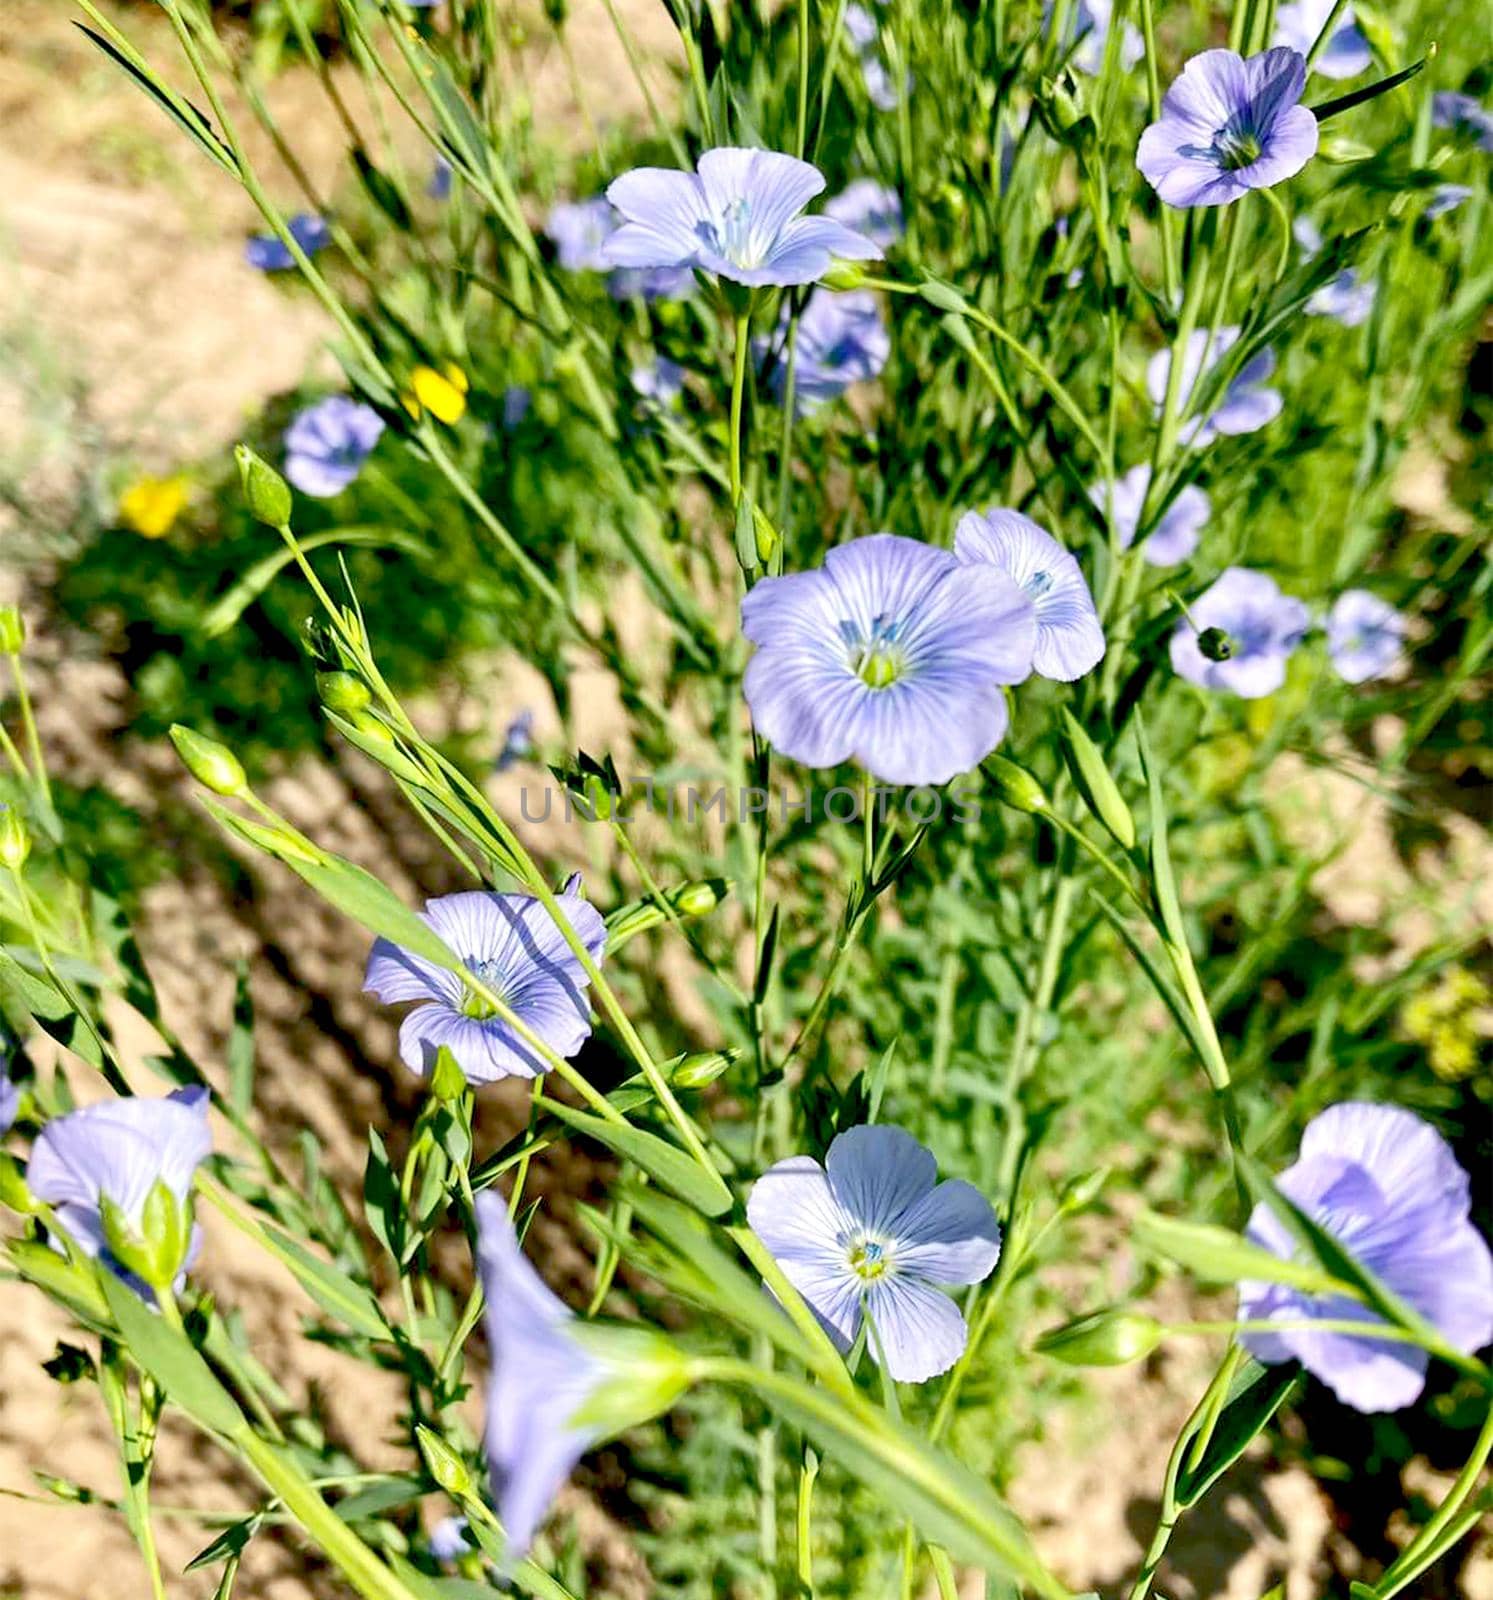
(1272, 0, 1370, 79)
(28, 1088, 212, 1295)
(954, 509, 1105, 681)
(429, 1516, 472, 1565)
(1238, 1102, 1493, 1412)
(245, 212, 331, 271)
(1170, 567, 1308, 697)
(630, 356, 686, 407)
(1326, 590, 1405, 683)
(428, 158, 453, 200)
(1433, 92, 1493, 153)
(364, 888, 606, 1084)
(1137, 48, 1318, 209)
(824, 180, 904, 250)
(494, 708, 536, 770)
(1096, 466, 1210, 567)
(1147, 326, 1283, 446)
(748, 1125, 1001, 1383)
(1426, 184, 1473, 219)
(283, 397, 385, 498)
(545, 197, 692, 299)
(546, 197, 616, 272)
(0, 1060, 17, 1134)
(740, 533, 1036, 786)
(604, 149, 882, 289)
(1049, 0, 1144, 76)
(1306, 269, 1375, 326)
(475, 1193, 604, 1561)
(762, 290, 890, 415)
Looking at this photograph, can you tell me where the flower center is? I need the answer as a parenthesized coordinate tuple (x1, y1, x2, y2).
(713, 197, 757, 267)
(847, 1238, 890, 1281)
(1025, 569, 1054, 599)
(1214, 122, 1262, 171)
(841, 614, 906, 689)
(460, 958, 508, 1020)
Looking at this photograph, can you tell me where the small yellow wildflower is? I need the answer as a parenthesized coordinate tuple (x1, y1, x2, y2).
(119, 475, 189, 539)
(1399, 964, 1492, 1083)
(402, 363, 469, 425)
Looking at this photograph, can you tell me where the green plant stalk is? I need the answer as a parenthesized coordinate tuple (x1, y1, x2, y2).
(1371, 1403, 1493, 1598)
(796, 1446, 819, 1596)
(100, 1361, 168, 1600)
(153, 0, 390, 390)
(730, 311, 753, 507)
(1128, 1344, 1242, 1600)
(1136, 0, 1177, 303)
(6, 651, 51, 811)
(1304, 0, 1352, 68)
(698, 1358, 1071, 1600)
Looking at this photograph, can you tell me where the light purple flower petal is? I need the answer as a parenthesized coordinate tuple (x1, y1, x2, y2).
(606, 149, 881, 287)
(1272, 0, 1371, 79)
(748, 1124, 1001, 1385)
(826, 1125, 937, 1233)
(27, 1088, 212, 1292)
(892, 1179, 1002, 1285)
(1433, 93, 1493, 154)
(284, 397, 385, 498)
(0, 1064, 17, 1134)
(429, 1516, 471, 1564)
(1170, 566, 1308, 697)
(863, 1274, 970, 1382)
(1426, 184, 1473, 220)
(1238, 1102, 1493, 1412)
(1137, 48, 1318, 211)
(761, 289, 890, 413)
(1326, 590, 1404, 683)
(546, 197, 616, 272)
(1052, 0, 1144, 76)
(823, 180, 904, 249)
(954, 509, 1105, 681)
(476, 1192, 602, 1562)
(1306, 269, 1376, 327)
(366, 890, 606, 1086)
(741, 533, 1037, 785)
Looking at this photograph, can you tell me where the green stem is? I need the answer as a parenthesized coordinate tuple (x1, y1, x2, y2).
(7, 651, 51, 810)
(796, 1447, 819, 1596)
(730, 310, 753, 507)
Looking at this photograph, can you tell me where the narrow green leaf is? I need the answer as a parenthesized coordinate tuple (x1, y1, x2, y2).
(100, 1273, 245, 1435)
(544, 1102, 732, 1216)
(1174, 1357, 1301, 1507)
(256, 1221, 393, 1341)
(227, 961, 255, 1116)
(1132, 1208, 1350, 1298)
(74, 24, 239, 175)
(1059, 711, 1135, 849)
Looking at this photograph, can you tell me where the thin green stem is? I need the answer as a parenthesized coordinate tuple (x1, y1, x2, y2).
(730, 310, 753, 507)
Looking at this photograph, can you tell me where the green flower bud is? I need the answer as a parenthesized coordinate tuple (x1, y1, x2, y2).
(1035, 1307, 1163, 1367)
(1058, 1166, 1110, 1214)
(984, 753, 1048, 815)
(416, 1424, 475, 1498)
(169, 725, 247, 796)
(0, 606, 24, 655)
(430, 1045, 468, 1104)
(1198, 627, 1233, 663)
(0, 805, 31, 871)
(1059, 710, 1136, 851)
(102, 1180, 191, 1292)
(820, 261, 872, 292)
(672, 1049, 738, 1088)
(316, 671, 372, 714)
(234, 444, 293, 529)
(671, 878, 730, 918)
